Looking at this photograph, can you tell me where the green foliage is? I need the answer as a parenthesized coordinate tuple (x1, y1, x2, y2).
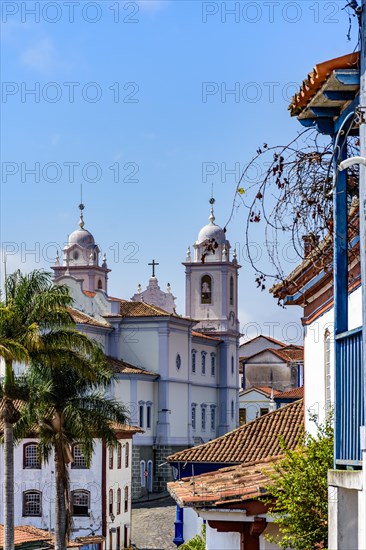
(265, 414, 333, 550)
(178, 524, 206, 550)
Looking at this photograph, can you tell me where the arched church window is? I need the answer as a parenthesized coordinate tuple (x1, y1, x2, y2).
(201, 352, 206, 375)
(230, 276, 234, 305)
(231, 355, 234, 375)
(191, 350, 197, 373)
(73, 251, 79, 260)
(201, 275, 212, 304)
(98, 279, 103, 290)
(176, 354, 181, 370)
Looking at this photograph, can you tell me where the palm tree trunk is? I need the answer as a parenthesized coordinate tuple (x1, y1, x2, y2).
(1, 395, 19, 550)
(54, 445, 67, 550)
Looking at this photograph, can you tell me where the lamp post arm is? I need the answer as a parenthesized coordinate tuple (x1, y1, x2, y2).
(338, 156, 366, 171)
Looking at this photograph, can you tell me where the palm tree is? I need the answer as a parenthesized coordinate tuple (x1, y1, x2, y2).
(17, 357, 129, 550)
(0, 269, 99, 550)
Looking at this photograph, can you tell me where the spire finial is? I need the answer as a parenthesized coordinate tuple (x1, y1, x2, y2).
(79, 185, 85, 228)
(209, 186, 216, 224)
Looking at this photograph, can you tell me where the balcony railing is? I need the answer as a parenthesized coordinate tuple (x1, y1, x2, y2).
(335, 326, 364, 467)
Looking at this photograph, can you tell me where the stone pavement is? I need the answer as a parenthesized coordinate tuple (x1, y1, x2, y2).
(131, 496, 177, 550)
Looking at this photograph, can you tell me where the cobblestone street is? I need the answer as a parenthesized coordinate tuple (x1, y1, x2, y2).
(131, 496, 177, 550)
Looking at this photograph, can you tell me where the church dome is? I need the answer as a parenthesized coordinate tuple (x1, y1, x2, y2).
(197, 222, 226, 245)
(68, 227, 96, 248)
(196, 205, 227, 245)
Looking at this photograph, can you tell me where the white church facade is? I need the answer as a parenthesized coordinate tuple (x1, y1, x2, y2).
(51, 200, 241, 498)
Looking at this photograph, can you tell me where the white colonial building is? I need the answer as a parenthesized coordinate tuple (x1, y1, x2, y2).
(50, 199, 241, 499)
(0, 421, 141, 550)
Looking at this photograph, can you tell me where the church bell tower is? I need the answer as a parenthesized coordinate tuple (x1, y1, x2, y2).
(183, 198, 240, 335)
(52, 203, 110, 293)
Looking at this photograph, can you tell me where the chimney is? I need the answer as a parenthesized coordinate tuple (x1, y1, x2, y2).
(302, 234, 319, 257)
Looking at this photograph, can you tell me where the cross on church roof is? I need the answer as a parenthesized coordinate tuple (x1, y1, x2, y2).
(148, 259, 159, 278)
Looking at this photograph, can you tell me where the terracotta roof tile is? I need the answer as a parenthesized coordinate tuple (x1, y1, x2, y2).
(289, 52, 359, 116)
(168, 399, 304, 464)
(240, 334, 286, 349)
(269, 347, 304, 362)
(239, 386, 282, 398)
(168, 459, 276, 508)
(109, 422, 144, 434)
(119, 300, 173, 317)
(83, 290, 96, 298)
(68, 307, 112, 328)
(276, 386, 304, 400)
(192, 330, 222, 342)
(0, 525, 52, 547)
(106, 356, 158, 377)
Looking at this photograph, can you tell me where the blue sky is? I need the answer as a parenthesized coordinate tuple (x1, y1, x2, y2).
(0, 0, 360, 343)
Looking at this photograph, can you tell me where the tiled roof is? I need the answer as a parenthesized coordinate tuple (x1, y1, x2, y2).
(168, 399, 304, 464)
(241, 346, 304, 364)
(68, 307, 112, 328)
(276, 386, 304, 400)
(119, 300, 173, 317)
(269, 346, 304, 363)
(240, 334, 286, 349)
(239, 386, 281, 398)
(106, 356, 158, 377)
(168, 458, 276, 508)
(109, 422, 144, 434)
(75, 536, 105, 545)
(83, 290, 96, 298)
(289, 52, 359, 116)
(0, 525, 52, 547)
(192, 330, 222, 342)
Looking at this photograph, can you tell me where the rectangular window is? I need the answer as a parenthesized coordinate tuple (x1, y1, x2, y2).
(210, 407, 215, 431)
(23, 492, 41, 517)
(116, 527, 121, 550)
(201, 353, 206, 375)
(117, 489, 121, 515)
(191, 406, 196, 430)
(239, 408, 246, 425)
(201, 407, 206, 431)
(72, 445, 87, 469)
(211, 354, 215, 376)
(146, 405, 151, 429)
(109, 446, 113, 469)
(192, 351, 196, 373)
(109, 489, 113, 515)
(72, 491, 89, 517)
(260, 408, 269, 417)
(117, 443, 122, 469)
(124, 487, 128, 513)
(125, 442, 129, 468)
(24, 444, 40, 469)
(139, 404, 144, 428)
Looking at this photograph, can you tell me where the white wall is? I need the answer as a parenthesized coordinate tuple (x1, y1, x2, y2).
(304, 286, 362, 433)
(106, 436, 133, 550)
(0, 439, 103, 536)
(239, 389, 271, 423)
(182, 506, 203, 543)
(205, 523, 240, 549)
(240, 336, 283, 357)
